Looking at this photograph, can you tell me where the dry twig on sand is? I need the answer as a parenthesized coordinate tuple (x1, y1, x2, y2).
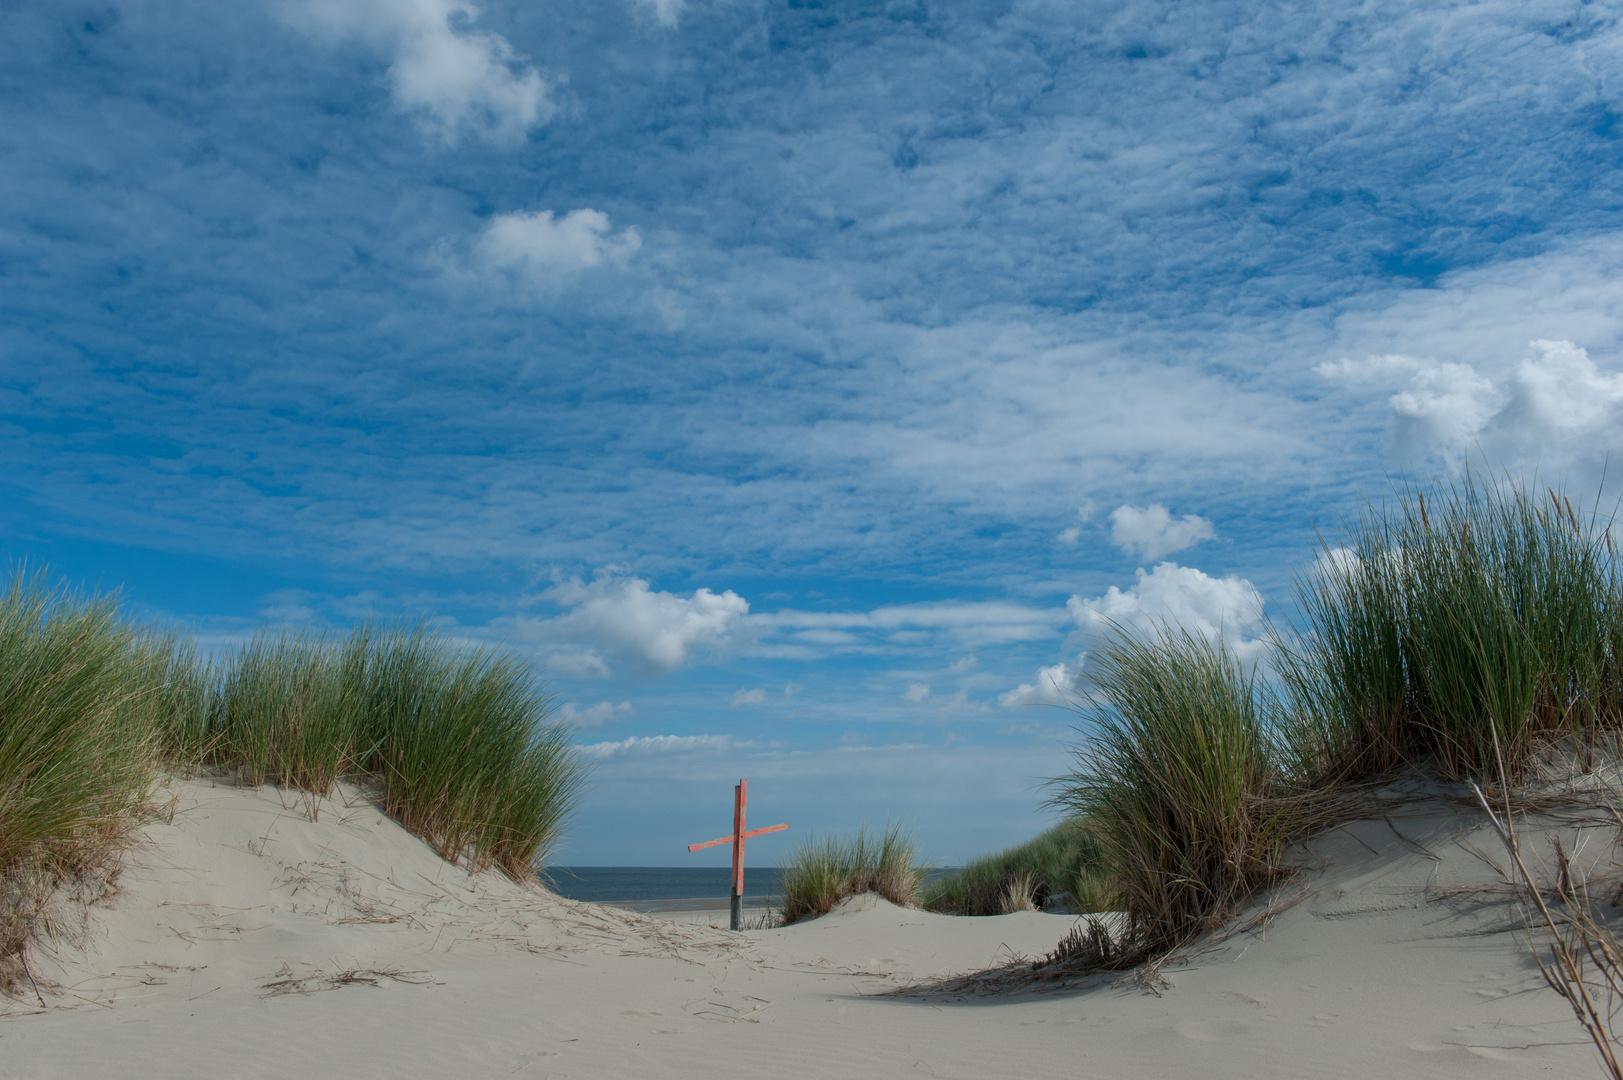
(260, 964, 435, 996)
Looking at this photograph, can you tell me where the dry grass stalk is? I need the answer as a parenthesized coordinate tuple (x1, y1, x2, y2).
(998, 869, 1039, 914)
(1472, 779, 1623, 1077)
(1471, 714, 1623, 1078)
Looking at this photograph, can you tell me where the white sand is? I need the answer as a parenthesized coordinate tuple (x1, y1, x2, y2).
(0, 777, 1605, 1078)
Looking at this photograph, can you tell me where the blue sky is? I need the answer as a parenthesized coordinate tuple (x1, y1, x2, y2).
(5, 0, 1623, 864)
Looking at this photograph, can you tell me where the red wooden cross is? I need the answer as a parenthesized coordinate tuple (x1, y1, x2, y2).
(686, 778, 788, 930)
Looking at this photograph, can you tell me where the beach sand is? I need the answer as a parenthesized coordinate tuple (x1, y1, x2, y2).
(0, 777, 1603, 1078)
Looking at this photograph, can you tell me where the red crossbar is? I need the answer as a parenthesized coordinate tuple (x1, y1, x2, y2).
(686, 823, 788, 852)
(684, 778, 789, 930)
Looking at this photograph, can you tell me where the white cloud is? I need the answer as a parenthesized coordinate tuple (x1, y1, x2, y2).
(758, 601, 1067, 650)
(1057, 501, 1095, 543)
(477, 209, 642, 285)
(998, 658, 1084, 708)
(282, 0, 554, 144)
(901, 682, 930, 702)
(1320, 340, 1623, 470)
(632, 0, 685, 27)
(730, 687, 766, 708)
(1108, 504, 1216, 561)
(558, 699, 634, 728)
(1320, 353, 1497, 457)
(1067, 561, 1266, 661)
(576, 733, 752, 759)
(1490, 340, 1623, 451)
(1312, 546, 1361, 583)
(521, 571, 748, 676)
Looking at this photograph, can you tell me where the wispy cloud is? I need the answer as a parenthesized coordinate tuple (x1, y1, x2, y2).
(576, 733, 754, 759)
(631, 0, 685, 28)
(9, 0, 1623, 864)
(558, 699, 634, 728)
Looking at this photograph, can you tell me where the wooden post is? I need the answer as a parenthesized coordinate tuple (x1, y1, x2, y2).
(686, 778, 788, 931)
(730, 780, 744, 931)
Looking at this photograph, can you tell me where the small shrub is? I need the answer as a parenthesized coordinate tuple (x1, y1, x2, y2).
(779, 824, 924, 923)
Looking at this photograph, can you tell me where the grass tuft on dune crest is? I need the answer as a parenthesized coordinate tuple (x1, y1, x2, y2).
(0, 575, 586, 992)
(778, 824, 926, 923)
(0, 571, 174, 991)
(192, 622, 584, 879)
(1050, 626, 1298, 959)
(1052, 473, 1623, 969)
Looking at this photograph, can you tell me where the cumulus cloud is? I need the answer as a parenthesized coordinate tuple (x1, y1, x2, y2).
(998, 658, 1084, 708)
(1067, 562, 1267, 661)
(1320, 341, 1623, 469)
(283, 0, 554, 143)
(476, 209, 642, 285)
(522, 572, 748, 676)
(558, 699, 634, 728)
(1108, 504, 1216, 561)
(730, 687, 766, 708)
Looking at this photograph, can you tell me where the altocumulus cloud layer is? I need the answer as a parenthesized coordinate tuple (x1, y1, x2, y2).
(3, 0, 1623, 860)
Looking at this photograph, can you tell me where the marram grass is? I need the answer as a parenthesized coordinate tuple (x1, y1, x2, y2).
(1275, 474, 1623, 784)
(778, 824, 926, 923)
(1051, 625, 1298, 959)
(0, 571, 172, 989)
(0, 574, 587, 991)
(192, 622, 585, 879)
(1052, 473, 1623, 969)
(921, 816, 1111, 916)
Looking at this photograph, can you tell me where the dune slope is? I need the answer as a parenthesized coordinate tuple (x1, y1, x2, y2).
(0, 778, 1604, 1079)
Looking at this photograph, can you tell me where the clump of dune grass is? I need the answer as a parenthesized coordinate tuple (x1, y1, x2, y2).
(778, 824, 925, 923)
(207, 630, 364, 798)
(1050, 625, 1300, 962)
(351, 625, 583, 879)
(0, 571, 172, 992)
(1276, 474, 1622, 784)
(0, 569, 587, 995)
(1046, 473, 1623, 977)
(183, 622, 585, 880)
(922, 816, 1111, 916)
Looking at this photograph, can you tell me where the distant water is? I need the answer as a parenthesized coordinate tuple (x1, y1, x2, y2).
(543, 866, 962, 913)
(542, 866, 783, 912)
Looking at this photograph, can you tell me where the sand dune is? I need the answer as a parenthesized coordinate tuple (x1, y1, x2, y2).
(0, 777, 1604, 1078)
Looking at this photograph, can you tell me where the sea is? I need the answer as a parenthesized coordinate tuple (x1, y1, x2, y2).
(543, 866, 962, 913)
